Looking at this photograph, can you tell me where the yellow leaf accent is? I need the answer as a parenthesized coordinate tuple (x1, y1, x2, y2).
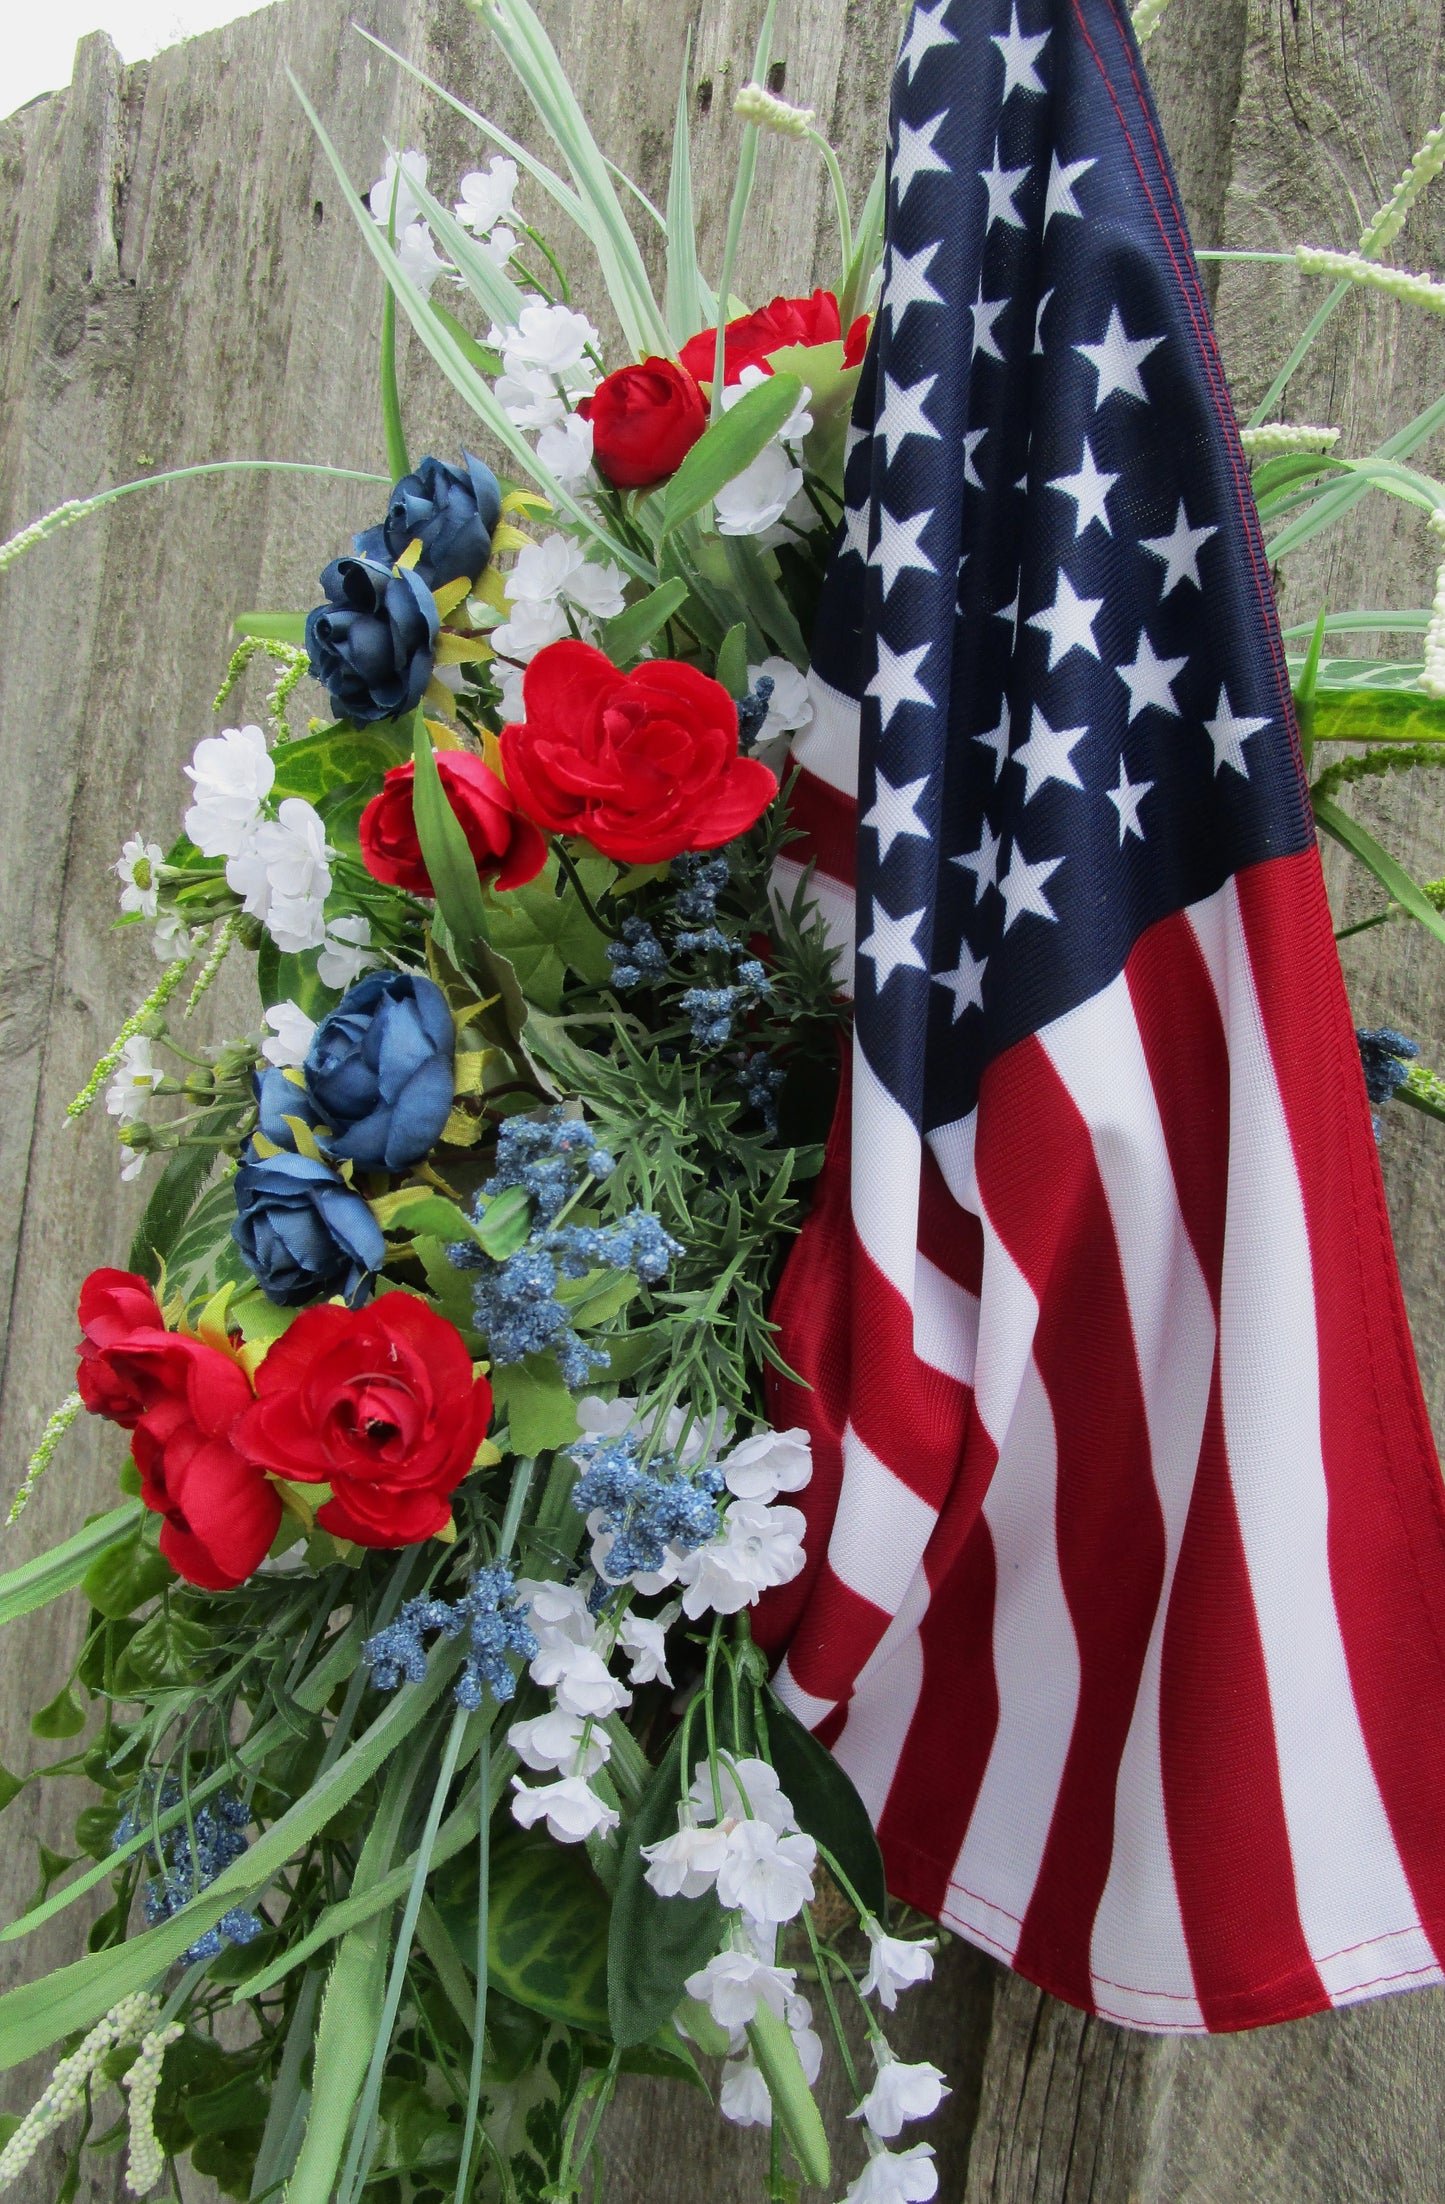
(236, 1340, 270, 1382)
(453, 1049, 491, 1094)
(195, 1280, 237, 1354)
(473, 1436, 501, 1468)
(490, 521, 535, 555)
(269, 1477, 330, 1531)
(281, 1114, 326, 1163)
(249, 1129, 283, 1160)
(424, 676, 457, 712)
(502, 488, 551, 517)
(432, 574, 472, 619)
(441, 1105, 483, 1147)
(396, 537, 424, 571)
(369, 1183, 436, 1228)
(435, 631, 493, 665)
(612, 862, 671, 895)
(423, 714, 463, 752)
(472, 567, 509, 613)
(433, 1514, 459, 1545)
(454, 994, 501, 1028)
(480, 727, 507, 779)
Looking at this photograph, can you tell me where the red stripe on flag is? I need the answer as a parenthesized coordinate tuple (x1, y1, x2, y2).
(785, 765, 858, 890)
(848, 1237, 973, 1512)
(1127, 907, 1321, 2024)
(918, 1141, 985, 1296)
(976, 1036, 1166, 2013)
(782, 1560, 892, 1706)
(1238, 852, 1445, 1965)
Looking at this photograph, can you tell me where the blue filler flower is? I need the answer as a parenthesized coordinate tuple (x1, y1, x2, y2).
(305, 970, 456, 1171)
(571, 1430, 723, 1585)
(1357, 1026, 1419, 1107)
(606, 918, 669, 991)
(232, 1149, 386, 1306)
(354, 451, 503, 593)
(363, 1567, 537, 1710)
(736, 673, 776, 753)
(671, 852, 730, 923)
(305, 555, 438, 724)
(482, 1108, 615, 1225)
(115, 1781, 264, 1964)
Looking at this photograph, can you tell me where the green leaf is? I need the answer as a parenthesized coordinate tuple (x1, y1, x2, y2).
(480, 853, 613, 1014)
(382, 1192, 481, 1248)
(256, 937, 339, 1019)
(715, 621, 749, 698)
(763, 1692, 887, 1920)
(411, 713, 493, 967)
(490, 1358, 582, 1453)
(720, 534, 808, 668)
(1313, 794, 1445, 951)
(31, 1688, 85, 1740)
(661, 376, 806, 538)
(602, 579, 690, 667)
(114, 1610, 214, 1692)
(235, 613, 308, 645)
(0, 1767, 26, 1818)
(80, 1520, 174, 1620)
(766, 338, 861, 503)
(380, 279, 410, 486)
(416, 1237, 484, 1343)
(745, 1999, 830, 2187)
(440, 1831, 611, 2032)
(429, 299, 503, 380)
(0, 1503, 142, 1634)
(608, 1719, 724, 2049)
(128, 1142, 218, 1284)
(475, 1184, 534, 1261)
(164, 1179, 250, 1305)
(663, 31, 710, 345)
(73, 1806, 122, 1862)
(1308, 685, 1445, 743)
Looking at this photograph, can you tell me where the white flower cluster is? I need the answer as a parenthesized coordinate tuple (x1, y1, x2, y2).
(367, 151, 451, 296)
(0, 1991, 160, 2192)
(508, 1575, 630, 1843)
(106, 1035, 164, 1180)
(714, 366, 815, 540)
(122, 2019, 183, 2196)
(489, 529, 628, 720)
(1295, 243, 1445, 317)
(114, 833, 204, 966)
(1421, 510, 1445, 701)
(454, 155, 520, 269)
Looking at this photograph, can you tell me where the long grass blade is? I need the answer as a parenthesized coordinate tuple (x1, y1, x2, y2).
(1266, 389, 1445, 561)
(398, 155, 528, 329)
(710, 0, 779, 411)
(840, 154, 886, 330)
(665, 32, 707, 346)
(1314, 793, 1445, 950)
(1246, 278, 1351, 428)
(0, 1503, 140, 1628)
(0, 462, 388, 577)
(454, 1729, 492, 2204)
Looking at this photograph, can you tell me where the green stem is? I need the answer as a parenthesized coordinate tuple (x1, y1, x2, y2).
(801, 1906, 859, 2100)
(453, 1728, 491, 2204)
(807, 131, 853, 273)
(1247, 279, 1351, 428)
(551, 838, 618, 938)
(381, 167, 411, 482)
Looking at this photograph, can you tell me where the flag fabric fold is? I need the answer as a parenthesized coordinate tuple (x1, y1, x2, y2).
(759, 0, 1445, 2032)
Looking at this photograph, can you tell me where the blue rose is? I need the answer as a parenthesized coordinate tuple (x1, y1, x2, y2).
(304, 556, 438, 724)
(253, 1067, 326, 1151)
(305, 971, 455, 1171)
(232, 1151, 386, 1307)
(353, 452, 503, 592)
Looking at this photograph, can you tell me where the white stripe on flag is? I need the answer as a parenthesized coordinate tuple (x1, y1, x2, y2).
(852, 1040, 923, 1302)
(1188, 880, 1443, 2001)
(830, 1565, 932, 1823)
(771, 1655, 835, 1731)
(827, 1422, 939, 1617)
(913, 1253, 980, 1385)
(790, 672, 862, 794)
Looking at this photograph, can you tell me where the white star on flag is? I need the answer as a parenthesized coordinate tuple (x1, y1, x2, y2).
(1046, 438, 1118, 536)
(866, 638, 934, 729)
(858, 901, 929, 986)
(899, 0, 957, 81)
(871, 505, 938, 596)
(1141, 499, 1218, 594)
(971, 282, 1009, 362)
(1043, 151, 1094, 229)
(863, 770, 932, 860)
(991, 6, 1049, 98)
(994, 573, 1023, 649)
(1014, 704, 1089, 800)
(886, 239, 946, 329)
(1075, 306, 1165, 405)
(974, 699, 1011, 778)
(1204, 687, 1269, 776)
(1033, 288, 1053, 354)
(1114, 631, 1188, 720)
(952, 817, 1003, 900)
(933, 939, 989, 1021)
(877, 371, 941, 467)
(1106, 759, 1153, 843)
(894, 112, 951, 203)
(838, 496, 871, 565)
(979, 140, 1030, 231)
(1026, 569, 1103, 668)
(963, 428, 987, 490)
(999, 841, 1064, 931)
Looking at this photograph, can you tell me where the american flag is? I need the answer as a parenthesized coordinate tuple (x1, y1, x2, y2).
(758, 0, 1445, 2032)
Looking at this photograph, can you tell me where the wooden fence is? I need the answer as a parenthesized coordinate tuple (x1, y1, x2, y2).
(1, 0, 1442, 2194)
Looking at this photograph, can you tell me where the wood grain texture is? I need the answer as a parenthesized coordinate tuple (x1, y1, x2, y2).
(1, 1, 1444, 2198)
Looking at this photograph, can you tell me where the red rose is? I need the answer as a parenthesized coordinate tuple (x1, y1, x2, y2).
(582, 358, 708, 489)
(679, 290, 843, 385)
(843, 313, 870, 368)
(359, 750, 547, 898)
(76, 1268, 167, 1426)
(118, 1336, 280, 1591)
(235, 1294, 492, 1547)
(499, 640, 777, 865)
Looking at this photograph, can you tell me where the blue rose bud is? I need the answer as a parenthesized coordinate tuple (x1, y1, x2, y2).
(304, 556, 438, 724)
(305, 970, 455, 1172)
(353, 451, 503, 593)
(232, 1151, 386, 1307)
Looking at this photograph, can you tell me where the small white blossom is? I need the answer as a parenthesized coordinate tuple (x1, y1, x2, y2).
(678, 1500, 807, 1618)
(535, 410, 595, 486)
(261, 1000, 317, 1069)
(746, 659, 815, 744)
(715, 1818, 817, 1925)
(226, 797, 332, 955)
(478, 223, 519, 268)
(529, 1636, 631, 1720)
(151, 907, 202, 964)
(684, 1948, 795, 2031)
(490, 595, 572, 665)
(690, 1755, 796, 1835)
(368, 149, 428, 230)
(496, 361, 569, 432)
(497, 302, 600, 375)
(844, 2143, 938, 2203)
(509, 1706, 610, 1777)
(720, 2054, 772, 2126)
(316, 911, 379, 992)
(397, 219, 451, 296)
(516, 1577, 596, 1643)
(618, 1609, 672, 1686)
(714, 442, 806, 537)
(722, 363, 814, 442)
(721, 1426, 813, 1504)
(455, 156, 518, 235)
(184, 723, 273, 858)
(641, 1815, 731, 1898)
(852, 2052, 950, 2140)
(115, 835, 164, 918)
(106, 1039, 162, 1155)
(510, 1772, 619, 1844)
(506, 534, 587, 607)
(860, 1922, 936, 2011)
(495, 660, 528, 721)
(786, 1991, 824, 2084)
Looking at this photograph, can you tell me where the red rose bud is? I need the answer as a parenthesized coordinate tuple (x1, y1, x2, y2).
(582, 358, 708, 490)
(678, 289, 843, 386)
(121, 1336, 280, 1590)
(843, 313, 871, 368)
(359, 750, 548, 898)
(235, 1293, 492, 1548)
(76, 1268, 167, 1426)
(499, 638, 778, 866)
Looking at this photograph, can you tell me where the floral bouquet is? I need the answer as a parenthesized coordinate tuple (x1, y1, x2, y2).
(0, 7, 956, 2202)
